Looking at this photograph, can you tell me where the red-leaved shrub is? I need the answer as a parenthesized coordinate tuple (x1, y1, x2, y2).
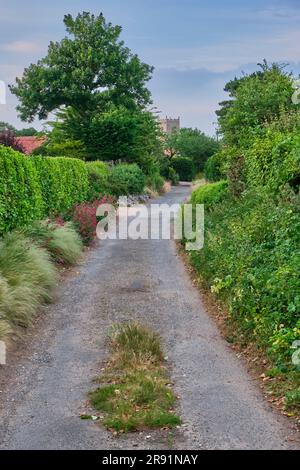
(72, 194, 115, 244)
(0, 131, 25, 153)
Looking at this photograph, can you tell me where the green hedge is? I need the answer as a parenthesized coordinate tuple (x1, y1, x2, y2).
(86, 161, 110, 200)
(191, 180, 228, 208)
(33, 156, 88, 215)
(0, 146, 89, 234)
(244, 130, 300, 192)
(0, 146, 43, 234)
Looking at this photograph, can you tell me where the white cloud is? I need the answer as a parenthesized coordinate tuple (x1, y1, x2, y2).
(0, 40, 42, 53)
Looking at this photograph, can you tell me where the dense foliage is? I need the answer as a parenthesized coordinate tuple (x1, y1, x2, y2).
(191, 188, 300, 353)
(32, 139, 87, 160)
(171, 156, 196, 181)
(86, 161, 110, 200)
(190, 61, 300, 408)
(204, 151, 225, 182)
(108, 163, 145, 196)
(164, 128, 218, 171)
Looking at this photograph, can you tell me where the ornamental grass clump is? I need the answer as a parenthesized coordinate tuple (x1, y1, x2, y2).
(0, 232, 57, 334)
(24, 220, 83, 266)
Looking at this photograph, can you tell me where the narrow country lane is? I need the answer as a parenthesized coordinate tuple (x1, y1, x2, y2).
(0, 186, 298, 450)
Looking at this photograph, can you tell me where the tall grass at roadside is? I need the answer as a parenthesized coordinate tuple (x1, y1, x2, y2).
(88, 322, 181, 433)
(0, 232, 57, 334)
(24, 221, 83, 266)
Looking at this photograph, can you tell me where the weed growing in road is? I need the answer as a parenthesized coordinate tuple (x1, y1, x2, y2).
(88, 322, 181, 433)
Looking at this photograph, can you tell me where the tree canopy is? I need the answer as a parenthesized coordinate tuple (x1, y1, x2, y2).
(10, 12, 153, 122)
(164, 128, 218, 171)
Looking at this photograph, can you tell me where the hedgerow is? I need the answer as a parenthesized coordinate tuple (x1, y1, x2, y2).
(189, 64, 300, 410)
(33, 156, 89, 216)
(86, 161, 110, 200)
(0, 146, 89, 234)
(0, 145, 43, 234)
(191, 180, 228, 207)
(190, 188, 300, 352)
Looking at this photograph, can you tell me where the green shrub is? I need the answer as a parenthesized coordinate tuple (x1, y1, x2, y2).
(108, 164, 145, 196)
(204, 152, 224, 181)
(86, 161, 110, 200)
(284, 390, 300, 410)
(159, 157, 179, 184)
(0, 232, 57, 330)
(168, 167, 179, 185)
(171, 157, 195, 181)
(191, 180, 228, 208)
(146, 172, 165, 193)
(24, 220, 83, 266)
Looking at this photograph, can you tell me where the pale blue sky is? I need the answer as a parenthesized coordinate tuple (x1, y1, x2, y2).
(0, 0, 300, 134)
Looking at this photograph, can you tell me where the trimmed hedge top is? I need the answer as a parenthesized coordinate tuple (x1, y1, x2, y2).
(0, 145, 89, 234)
(191, 180, 228, 208)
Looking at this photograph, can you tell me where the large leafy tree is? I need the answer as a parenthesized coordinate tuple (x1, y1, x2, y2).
(86, 108, 163, 168)
(10, 12, 153, 122)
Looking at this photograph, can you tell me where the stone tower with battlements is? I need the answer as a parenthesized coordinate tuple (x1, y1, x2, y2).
(159, 116, 180, 135)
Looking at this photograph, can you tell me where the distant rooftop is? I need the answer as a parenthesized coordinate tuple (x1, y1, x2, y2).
(16, 136, 46, 155)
